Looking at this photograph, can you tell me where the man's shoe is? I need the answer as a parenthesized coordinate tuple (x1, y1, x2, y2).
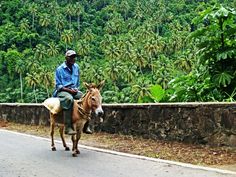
(83, 121, 93, 134)
(83, 126, 93, 134)
(65, 127, 76, 135)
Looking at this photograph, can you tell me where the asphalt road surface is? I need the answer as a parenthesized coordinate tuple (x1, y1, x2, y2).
(0, 129, 235, 177)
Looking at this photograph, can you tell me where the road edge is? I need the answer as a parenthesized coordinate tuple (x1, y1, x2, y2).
(1, 129, 236, 175)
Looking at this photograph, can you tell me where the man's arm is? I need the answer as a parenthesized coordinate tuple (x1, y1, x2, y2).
(55, 68, 63, 92)
(55, 69, 78, 95)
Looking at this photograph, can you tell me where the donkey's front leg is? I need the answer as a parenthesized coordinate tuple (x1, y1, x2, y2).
(50, 113, 56, 151)
(74, 130, 82, 155)
(71, 134, 78, 157)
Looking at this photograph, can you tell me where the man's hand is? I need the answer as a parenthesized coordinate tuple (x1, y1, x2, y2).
(70, 88, 78, 95)
(62, 87, 78, 95)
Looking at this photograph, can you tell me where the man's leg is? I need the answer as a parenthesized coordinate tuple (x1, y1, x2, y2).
(63, 108, 76, 135)
(73, 91, 83, 100)
(57, 91, 76, 135)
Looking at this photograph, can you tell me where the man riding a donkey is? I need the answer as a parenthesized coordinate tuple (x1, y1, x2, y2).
(53, 49, 93, 135)
(43, 49, 104, 156)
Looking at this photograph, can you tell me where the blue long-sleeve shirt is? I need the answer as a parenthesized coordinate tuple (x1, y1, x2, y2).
(53, 62, 80, 96)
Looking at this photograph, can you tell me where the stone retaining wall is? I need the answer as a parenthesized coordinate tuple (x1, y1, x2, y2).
(0, 102, 235, 147)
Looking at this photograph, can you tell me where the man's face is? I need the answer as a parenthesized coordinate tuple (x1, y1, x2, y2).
(66, 55, 76, 65)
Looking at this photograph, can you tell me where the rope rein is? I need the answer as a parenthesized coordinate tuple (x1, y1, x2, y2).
(77, 90, 91, 120)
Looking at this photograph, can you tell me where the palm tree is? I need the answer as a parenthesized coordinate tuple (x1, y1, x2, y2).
(105, 60, 123, 82)
(80, 60, 93, 82)
(133, 2, 143, 21)
(61, 30, 73, 49)
(28, 2, 38, 29)
(54, 15, 65, 35)
(105, 45, 120, 60)
(120, 47, 133, 61)
(137, 27, 151, 41)
(133, 49, 147, 74)
(39, 13, 51, 34)
(92, 67, 104, 82)
(26, 59, 40, 73)
(131, 77, 151, 103)
(124, 37, 135, 50)
(77, 40, 90, 57)
(144, 39, 158, 57)
(82, 29, 95, 42)
(65, 4, 75, 29)
(100, 34, 112, 51)
(120, 0, 130, 20)
(25, 72, 38, 103)
(48, 1, 60, 16)
(47, 42, 59, 57)
(74, 2, 84, 36)
(83, 66, 104, 83)
(174, 56, 192, 73)
(15, 60, 25, 102)
(154, 55, 173, 89)
(39, 69, 53, 97)
(104, 21, 116, 34)
(155, 68, 171, 90)
(123, 62, 137, 83)
(144, 40, 158, 83)
(19, 18, 30, 32)
(34, 44, 47, 60)
(19, 18, 31, 47)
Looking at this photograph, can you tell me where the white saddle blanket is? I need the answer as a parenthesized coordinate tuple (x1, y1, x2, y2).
(42, 97, 62, 114)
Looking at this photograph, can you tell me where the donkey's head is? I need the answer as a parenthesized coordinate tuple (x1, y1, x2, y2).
(83, 80, 105, 117)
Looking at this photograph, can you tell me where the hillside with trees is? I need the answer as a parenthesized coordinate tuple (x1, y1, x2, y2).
(0, 0, 235, 103)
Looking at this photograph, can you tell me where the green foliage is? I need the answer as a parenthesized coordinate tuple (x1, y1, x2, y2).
(169, 72, 214, 102)
(137, 85, 165, 103)
(149, 85, 165, 102)
(190, 3, 236, 100)
(212, 71, 233, 87)
(0, 0, 235, 103)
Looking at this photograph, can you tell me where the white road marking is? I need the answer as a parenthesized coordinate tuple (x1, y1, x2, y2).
(1, 128, 235, 175)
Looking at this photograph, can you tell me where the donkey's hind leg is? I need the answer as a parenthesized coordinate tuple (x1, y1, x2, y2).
(50, 113, 56, 151)
(59, 125, 70, 151)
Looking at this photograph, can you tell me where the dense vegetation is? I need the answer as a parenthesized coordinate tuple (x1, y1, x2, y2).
(0, 0, 235, 103)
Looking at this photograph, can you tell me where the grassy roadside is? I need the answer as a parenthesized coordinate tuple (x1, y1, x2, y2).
(1, 119, 236, 171)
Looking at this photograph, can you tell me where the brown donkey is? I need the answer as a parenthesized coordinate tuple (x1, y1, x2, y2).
(43, 81, 104, 157)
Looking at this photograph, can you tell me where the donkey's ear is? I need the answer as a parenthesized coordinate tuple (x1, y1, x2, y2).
(83, 82, 90, 89)
(97, 80, 105, 90)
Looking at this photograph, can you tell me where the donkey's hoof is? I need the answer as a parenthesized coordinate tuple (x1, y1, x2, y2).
(76, 150, 80, 154)
(51, 147, 56, 151)
(72, 153, 78, 157)
(65, 147, 70, 151)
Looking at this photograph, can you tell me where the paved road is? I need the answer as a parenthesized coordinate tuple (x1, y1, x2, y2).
(0, 129, 235, 177)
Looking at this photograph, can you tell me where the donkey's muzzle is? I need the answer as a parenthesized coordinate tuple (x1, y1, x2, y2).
(97, 110, 104, 117)
(95, 106, 104, 117)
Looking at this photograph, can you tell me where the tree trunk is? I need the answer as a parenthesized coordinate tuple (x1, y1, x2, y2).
(219, 17, 224, 49)
(77, 16, 80, 36)
(47, 87, 49, 98)
(32, 14, 35, 29)
(34, 85, 37, 103)
(20, 73, 23, 103)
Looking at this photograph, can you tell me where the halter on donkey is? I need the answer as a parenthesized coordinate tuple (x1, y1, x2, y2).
(43, 81, 104, 157)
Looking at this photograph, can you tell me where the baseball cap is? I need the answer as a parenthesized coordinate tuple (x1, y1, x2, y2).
(65, 50, 76, 57)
